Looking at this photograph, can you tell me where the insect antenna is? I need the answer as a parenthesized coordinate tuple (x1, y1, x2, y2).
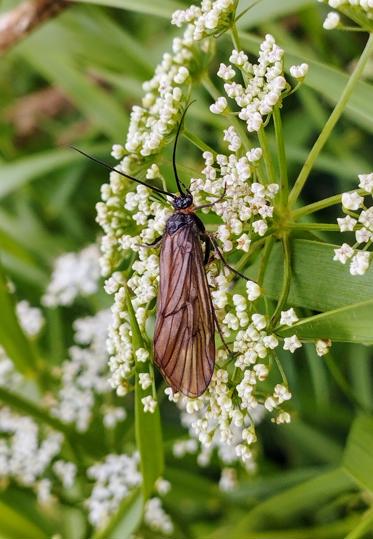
(71, 146, 176, 200)
(172, 100, 196, 195)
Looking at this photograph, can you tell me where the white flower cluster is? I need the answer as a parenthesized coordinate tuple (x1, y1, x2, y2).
(86, 453, 141, 528)
(42, 244, 101, 307)
(210, 36, 304, 133)
(172, 0, 235, 38)
(16, 300, 44, 337)
(334, 173, 373, 275)
(319, 0, 373, 30)
(52, 309, 124, 431)
(144, 497, 174, 535)
(102, 185, 171, 401)
(191, 150, 278, 252)
(0, 408, 64, 501)
(96, 0, 237, 275)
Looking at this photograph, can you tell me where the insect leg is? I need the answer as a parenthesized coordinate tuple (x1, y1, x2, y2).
(209, 236, 251, 281)
(200, 233, 212, 265)
(212, 308, 235, 356)
(135, 235, 163, 249)
(194, 184, 227, 211)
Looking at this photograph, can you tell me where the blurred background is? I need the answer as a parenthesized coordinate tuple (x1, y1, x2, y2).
(1, 0, 373, 538)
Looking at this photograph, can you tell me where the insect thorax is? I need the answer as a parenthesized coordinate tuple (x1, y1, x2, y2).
(166, 212, 197, 235)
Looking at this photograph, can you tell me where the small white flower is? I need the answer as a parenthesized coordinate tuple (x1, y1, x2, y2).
(139, 373, 152, 390)
(252, 220, 268, 236)
(274, 411, 291, 424)
(341, 191, 364, 211)
(252, 313, 267, 330)
(350, 251, 370, 276)
(155, 477, 171, 496)
(315, 339, 332, 357)
(236, 233, 251, 252)
(219, 468, 237, 492)
(333, 243, 354, 264)
(337, 215, 357, 232)
(279, 308, 299, 327)
(142, 395, 157, 413)
(136, 348, 149, 363)
(210, 96, 227, 114)
(246, 148, 262, 162)
(283, 335, 302, 353)
(246, 281, 261, 301)
(165, 387, 180, 402)
(323, 12, 341, 29)
(355, 228, 371, 244)
(358, 173, 373, 194)
(111, 144, 125, 159)
(274, 384, 292, 402)
(289, 63, 309, 79)
(264, 396, 277, 411)
(217, 63, 236, 80)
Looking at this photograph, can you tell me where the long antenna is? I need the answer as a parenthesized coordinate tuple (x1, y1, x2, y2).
(172, 100, 195, 195)
(71, 146, 176, 199)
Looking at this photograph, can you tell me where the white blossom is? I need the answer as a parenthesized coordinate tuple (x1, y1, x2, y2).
(42, 245, 101, 307)
(279, 308, 299, 327)
(142, 395, 157, 414)
(283, 335, 302, 353)
(341, 191, 364, 211)
(289, 63, 309, 79)
(323, 11, 341, 29)
(315, 339, 332, 357)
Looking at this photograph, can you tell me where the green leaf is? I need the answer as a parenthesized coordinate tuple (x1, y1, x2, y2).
(240, 33, 373, 133)
(0, 500, 48, 539)
(93, 489, 143, 539)
(227, 468, 355, 535)
(213, 516, 359, 539)
(238, 0, 314, 27)
(343, 414, 373, 492)
(0, 145, 107, 199)
(125, 286, 164, 499)
(70, 0, 183, 18)
(0, 265, 38, 376)
(248, 240, 373, 313)
(278, 298, 373, 343)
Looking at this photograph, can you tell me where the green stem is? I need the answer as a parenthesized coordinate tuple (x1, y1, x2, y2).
(257, 127, 275, 184)
(288, 33, 373, 207)
(273, 105, 288, 205)
(257, 236, 274, 286)
(286, 223, 340, 231)
(292, 189, 365, 219)
(345, 508, 373, 539)
(183, 128, 217, 155)
(271, 235, 291, 326)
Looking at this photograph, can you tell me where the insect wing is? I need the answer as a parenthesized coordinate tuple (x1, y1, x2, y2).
(154, 224, 215, 397)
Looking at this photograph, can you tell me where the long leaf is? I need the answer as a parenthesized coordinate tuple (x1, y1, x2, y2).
(278, 298, 373, 343)
(93, 489, 143, 539)
(343, 414, 373, 492)
(227, 468, 354, 535)
(125, 286, 164, 500)
(70, 0, 183, 17)
(0, 265, 38, 376)
(247, 240, 373, 313)
(0, 145, 107, 199)
(238, 0, 314, 27)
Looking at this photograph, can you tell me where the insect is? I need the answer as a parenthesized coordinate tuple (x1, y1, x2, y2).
(74, 105, 247, 397)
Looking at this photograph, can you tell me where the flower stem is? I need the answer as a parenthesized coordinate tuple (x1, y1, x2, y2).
(292, 189, 365, 219)
(288, 33, 373, 207)
(271, 235, 291, 326)
(286, 222, 340, 231)
(273, 105, 288, 206)
(257, 236, 274, 286)
(257, 127, 275, 184)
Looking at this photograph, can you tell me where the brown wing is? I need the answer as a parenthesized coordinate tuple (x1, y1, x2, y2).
(154, 223, 215, 397)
